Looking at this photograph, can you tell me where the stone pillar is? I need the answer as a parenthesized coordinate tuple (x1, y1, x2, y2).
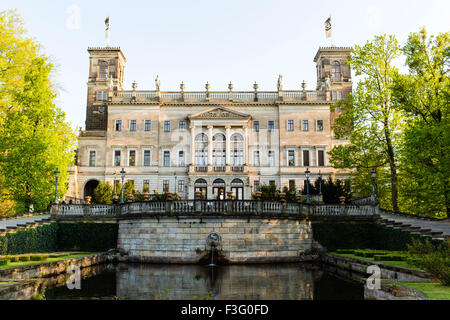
(208, 125, 213, 167)
(244, 125, 249, 165)
(190, 125, 195, 166)
(225, 125, 231, 168)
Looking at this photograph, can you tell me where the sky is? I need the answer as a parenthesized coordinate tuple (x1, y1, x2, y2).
(1, 0, 449, 130)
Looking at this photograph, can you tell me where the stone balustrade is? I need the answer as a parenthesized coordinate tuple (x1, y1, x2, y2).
(51, 201, 379, 219)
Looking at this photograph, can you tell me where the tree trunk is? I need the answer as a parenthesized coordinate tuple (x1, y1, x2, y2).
(384, 117, 399, 212)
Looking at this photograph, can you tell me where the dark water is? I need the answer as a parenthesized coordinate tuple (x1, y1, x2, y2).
(44, 263, 364, 300)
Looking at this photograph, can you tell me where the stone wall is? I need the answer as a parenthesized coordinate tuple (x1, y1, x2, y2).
(118, 217, 313, 263)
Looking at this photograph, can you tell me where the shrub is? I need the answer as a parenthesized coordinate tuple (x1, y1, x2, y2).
(373, 254, 406, 261)
(30, 254, 48, 261)
(18, 255, 31, 261)
(0, 258, 10, 266)
(6, 255, 19, 262)
(407, 238, 450, 286)
(335, 249, 355, 254)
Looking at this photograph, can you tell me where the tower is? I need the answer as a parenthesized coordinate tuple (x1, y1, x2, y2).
(85, 47, 126, 131)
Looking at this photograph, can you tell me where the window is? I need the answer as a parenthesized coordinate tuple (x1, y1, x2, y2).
(332, 91, 337, 101)
(143, 180, 149, 192)
(89, 151, 96, 167)
(268, 151, 275, 167)
(303, 150, 310, 167)
(129, 150, 136, 167)
(287, 120, 294, 131)
(163, 180, 169, 193)
(130, 120, 136, 131)
(336, 107, 341, 113)
(253, 151, 260, 167)
(97, 91, 102, 101)
(317, 120, 324, 131)
(318, 150, 325, 167)
(253, 121, 259, 132)
(163, 151, 170, 167)
(289, 180, 296, 190)
(302, 120, 309, 131)
(103, 91, 107, 101)
(179, 120, 186, 131)
(269, 180, 276, 187)
(332, 61, 341, 81)
(195, 133, 209, 166)
(145, 120, 151, 131)
(164, 121, 171, 132)
(99, 61, 108, 79)
(178, 180, 185, 193)
(114, 150, 121, 166)
(213, 133, 226, 166)
(288, 150, 295, 167)
(268, 120, 274, 132)
(338, 91, 343, 100)
(144, 150, 151, 166)
(230, 133, 244, 166)
(254, 180, 260, 192)
(178, 151, 185, 166)
(115, 120, 122, 131)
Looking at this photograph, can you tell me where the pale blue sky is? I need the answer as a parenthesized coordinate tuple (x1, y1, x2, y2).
(1, 0, 449, 129)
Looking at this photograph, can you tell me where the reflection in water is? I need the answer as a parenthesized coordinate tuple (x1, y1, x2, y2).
(45, 263, 364, 300)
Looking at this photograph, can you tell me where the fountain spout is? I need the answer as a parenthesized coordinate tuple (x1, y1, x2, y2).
(206, 232, 221, 267)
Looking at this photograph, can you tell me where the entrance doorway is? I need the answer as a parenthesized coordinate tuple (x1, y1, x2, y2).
(194, 179, 207, 199)
(231, 178, 244, 200)
(84, 180, 99, 199)
(212, 179, 226, 200)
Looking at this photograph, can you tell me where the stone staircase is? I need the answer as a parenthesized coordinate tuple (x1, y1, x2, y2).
(377, 217, 449, 241)
(0, 216, 52, 236)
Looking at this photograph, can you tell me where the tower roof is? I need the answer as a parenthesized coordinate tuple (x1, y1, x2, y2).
(313, 47, 352, 62)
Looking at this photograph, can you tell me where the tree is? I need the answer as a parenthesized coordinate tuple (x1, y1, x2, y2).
(0, 11, 76, 213)
(329, 35, 404, 211)
(93, 182, 113, 204)
(392, 28, 449, 218)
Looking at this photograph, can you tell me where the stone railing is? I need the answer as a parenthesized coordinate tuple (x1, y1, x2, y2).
(51, 201, 379, 218)
(112, 90, 328, 104)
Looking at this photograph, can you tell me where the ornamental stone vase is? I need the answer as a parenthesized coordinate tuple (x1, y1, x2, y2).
(339, 196, 346, 204)
(127, 194, 134, 203)
(256, 191, 262, 200)
(143, 192, 150, 201)
(84, 196, 91, 204)
(195, 190, 202, 200)
(227, 191, 233, 200)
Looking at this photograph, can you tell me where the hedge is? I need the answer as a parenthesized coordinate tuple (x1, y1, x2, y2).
(57, 222, 118, 252)
(312, 222, 442, 251)
(0, 223, 58, 255)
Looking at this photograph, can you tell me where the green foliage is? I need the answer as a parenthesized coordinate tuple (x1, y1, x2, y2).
(18, 255, 30, 262)
(93, 182, 113, 204)
(30, 254, 48, 261)
(407, 238, 450, 285)
(57, 223, 118, 252)
(309, 177, 352, 204)
(0, 258, 9, 266)
(0, 223, 58, 255)
(257, 184, 280, 201)
(0, 11, 76, 213)
(281, 185, 297, 203)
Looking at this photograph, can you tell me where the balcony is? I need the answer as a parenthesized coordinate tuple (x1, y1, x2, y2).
(195, 166, 208, 172)
(232, 166, 244, 172)
(214, 166, 226, 172)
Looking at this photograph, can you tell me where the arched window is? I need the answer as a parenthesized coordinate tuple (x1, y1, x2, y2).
(230, 133, 244, 166)
(195, 178, 207, 186)
(195, 133, 208, 166)
(332, 61, 341, 81)
(213, 133, 226, 166)
(99, 61, 108, 79)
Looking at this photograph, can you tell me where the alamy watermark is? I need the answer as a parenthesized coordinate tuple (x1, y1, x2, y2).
(66, 264, 81, 290)
(366, 265, 381, 290)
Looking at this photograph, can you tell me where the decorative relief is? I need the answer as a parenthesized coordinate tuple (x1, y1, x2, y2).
(196, 109, 248, 119)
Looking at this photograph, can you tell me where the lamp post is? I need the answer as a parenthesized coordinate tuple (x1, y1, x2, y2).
(174, 172, 177, 197)
(371, 168, 378, 205)
(54, 168, 60, 204)
(120, 168, 126, 204)
(305, 168, 311, 204)
(318, 170, 322, 196)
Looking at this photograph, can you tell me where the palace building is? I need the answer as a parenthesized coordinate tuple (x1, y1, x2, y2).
(65, 45, 352, 201)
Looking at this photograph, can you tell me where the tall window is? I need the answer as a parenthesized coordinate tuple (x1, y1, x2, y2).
(178, 180, 185, 193)
(318, 150, 325, 167)
(317, 120, 324, 131)
(130, 120, 136, 131)
(144, 150, 151, 166)
(253, 151, 260, 166)
(303, 150, 310, 167)
(230, 133, 244, 166)
(163, 180, 169, 192)
(145, 120, 151, 131)
(89, 151, 96, 167)
(97, 91, 107, 101)
(288, 150, 295, 167)
(115, 120, 122, 131)
(287, 120, 294, 131)
(253, 121, 259, 132)
(302, 120, 309, 131)
(268, 151, 275, 167)
(332, 91, 337, 101)
(103, 91, 107, 101)
(129, 150, 136, 166)
(179, 121, 186, 131)
(254, 180, 260, 192)
(289, 180, 296, 190)
(338, 91, 342, 100)
(163, 151, 170, 167)
(114, 150, 121, 166)
(332, 61, 341, 81)
(143, 180, 149, 192)
(164, 121, 171, 132)
(268, 120, 274, 132)
(178, 151, 185, 166)
(99, 61, 108, 79)
(195, 133, 208, 166)
(213, 133, 226, 166)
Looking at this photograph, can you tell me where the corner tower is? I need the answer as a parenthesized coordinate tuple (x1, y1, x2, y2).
(85, 47, 126, 131)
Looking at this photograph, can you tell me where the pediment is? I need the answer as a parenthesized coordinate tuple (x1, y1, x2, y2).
(188, 106, 251, 120)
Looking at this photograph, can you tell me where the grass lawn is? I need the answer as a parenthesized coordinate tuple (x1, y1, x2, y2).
(394, 281, 450, 300)
(0, 281, 14, 286)
(0, 252, 99, 270)
(333, 253, 424, 271)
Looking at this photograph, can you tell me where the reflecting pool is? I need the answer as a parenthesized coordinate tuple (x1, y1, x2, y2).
(44, 263, 364, 300)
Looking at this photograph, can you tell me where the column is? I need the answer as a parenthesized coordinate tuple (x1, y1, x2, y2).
(190, 125, 195, 166)
(225, 125, 231, 167)
(244, 125, 249, 165)
(208, 125, 213, 167)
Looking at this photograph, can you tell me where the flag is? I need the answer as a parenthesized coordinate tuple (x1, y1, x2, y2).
(105, 17, 110, 42)
(325, 16, 332, 38)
